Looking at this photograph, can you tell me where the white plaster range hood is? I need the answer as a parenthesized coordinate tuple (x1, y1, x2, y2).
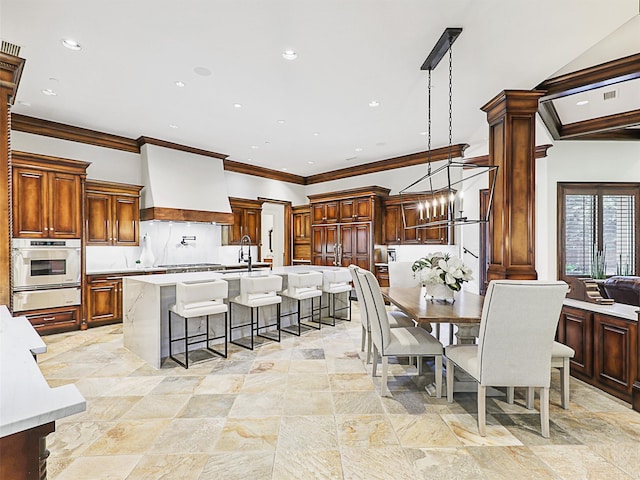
(139, 140, 233, 224)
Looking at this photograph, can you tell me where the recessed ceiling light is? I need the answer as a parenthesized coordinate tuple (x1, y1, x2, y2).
(174, 81, 186, 87)
(313, 132, 320, 136)
(345, 157, 357, 162)
(193, 66, 212, 76)
(41, 89, 57, 96)
(251, 145, 259, 149)
(376, 142, 386, 147)
(355, 147, 363, 152)
(419, 131, 427, 136)
(368, 100, 380, 107)
(307, 161, 314, 165)
(247, 158, 253, 162)
(277, 120, 285, 124)
(576, 100, 589, 106)
(61, 38, 81, 51)
(281, 167, 288, 171)
(282, 50, 297, 60)
(233, 103, 242, 109)
(169, 124, 178, 129)
(264, 141, 271, 145)
(17, 100, 31, 107)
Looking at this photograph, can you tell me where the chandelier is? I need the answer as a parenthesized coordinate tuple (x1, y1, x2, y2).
(400, 27, 497, 231)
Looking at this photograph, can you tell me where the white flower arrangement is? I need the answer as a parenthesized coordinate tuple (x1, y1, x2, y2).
(411, 252, 473, 292)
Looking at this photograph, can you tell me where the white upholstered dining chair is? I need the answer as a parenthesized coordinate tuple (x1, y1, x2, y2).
(349, 265, 414, 364)
(356, 267, 443, 397)
(445, 280, 568, 438)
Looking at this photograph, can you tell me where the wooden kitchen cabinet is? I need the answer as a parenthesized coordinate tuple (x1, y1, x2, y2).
(221, 198, 262, 245)
(375, 264, 389, 287)
(383, 195, 448, 245)
(340, 223, 370, 268)
(20, 305, 81, 335)
(383, 204, 403, 244)
(312, 225, 339, 266)
(594, 313, 637, 399)
(340, 197, 373, 223)
(85, 180, 142, 246)
(311, 201, 339, 225)
(12, 153, 89, 239)
(292, 205, 311, 262)
(557, 305, 593, 378)
(86, 275, 122, 327)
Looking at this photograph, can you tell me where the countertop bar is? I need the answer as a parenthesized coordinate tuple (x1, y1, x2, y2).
(86, 262, 273, 276)
(563, 298, 639, 321)
(0, 306, 86, 438)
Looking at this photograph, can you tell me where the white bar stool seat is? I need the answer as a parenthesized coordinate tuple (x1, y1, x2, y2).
(229, 275, 282, 350)
(321, 268, 352, 326)
(168, 280, 228, 369)
(280, 271, 323, 336)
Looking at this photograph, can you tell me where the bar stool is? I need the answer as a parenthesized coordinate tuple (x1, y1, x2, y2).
(280, 271, 323, 336)
(321, 269, 352, 326)
(168, 280, 228, 369)
(229, 275, 282, 350)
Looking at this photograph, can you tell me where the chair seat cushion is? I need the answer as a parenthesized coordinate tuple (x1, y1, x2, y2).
(324, 284, 352, 294)
(388, 310, 415, 328)
(232, 294, 282, 308)
(552, 341, 575, 358)
(384, 327, 443, 356)
(445, 344, 479, 381)
(281, 288, 323, 300)
(170, 300, 228, 318)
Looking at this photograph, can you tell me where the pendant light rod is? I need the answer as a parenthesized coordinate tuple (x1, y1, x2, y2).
(420, 27, 462, 71)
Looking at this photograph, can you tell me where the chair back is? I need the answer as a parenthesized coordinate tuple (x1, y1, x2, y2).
(286, 271, 323, 296)
(322, 268, 352, 293)
(356, 268, 391, 352)
(175, 280, 228, 316)
(388, 261, 420, 288)
(349, 265, 368, 329)
(477, 280, 568, 387)
(239, 275, 282, 303)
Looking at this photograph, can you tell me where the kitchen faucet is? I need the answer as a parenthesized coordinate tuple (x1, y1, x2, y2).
(239, 235, 253, 272)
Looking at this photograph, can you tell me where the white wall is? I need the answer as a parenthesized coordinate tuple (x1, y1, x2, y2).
(536, 140, 640, 281)
(225, 170, 307, 205)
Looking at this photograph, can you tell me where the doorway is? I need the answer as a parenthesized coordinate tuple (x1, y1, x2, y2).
(261, 203, 285, 267)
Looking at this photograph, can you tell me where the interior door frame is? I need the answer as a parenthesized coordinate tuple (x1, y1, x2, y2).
(479, 189, 490, 295)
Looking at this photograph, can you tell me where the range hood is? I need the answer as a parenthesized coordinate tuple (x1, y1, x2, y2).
(139, 142, 233, 223)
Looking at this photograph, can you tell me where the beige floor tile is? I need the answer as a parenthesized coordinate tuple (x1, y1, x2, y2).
(178, 394, 236, 418)
(335, 414, 399, 447)
(287, 358, 328, 374)
(272, 448, 343, 480)
(467, 445, 561, 480)
(332, 391, 386, 415)
(148, 418, 226, 454)
(213, 416, 280, 452)
(588, 443, 640, 479)
(53, 454, 142, 480)
(83, 419, 171, 455)
(123, 393, 191, 419)
(405, 447, 486, 480)
(148, 375, 204, 395)
(340, 446, 417, 480)
(440, 413, 524, 447)
(286, 373, 331, 391)
(282, 390, 335, 415)
(240, 372, 288, 393)
(47, 421, 115, 458)
(228, 392, 285, 417)
(390, 414, 462, 448)
(532, 444, 634, 480)
(329, 372, 375, 391)
(194, 374, 245, 394)
(277, 415, 338, 450)
(126, 453, 209, 480)
(199, 452, 275, 480)
(250, 359, 291, 373)
(56, 396, 141, 423)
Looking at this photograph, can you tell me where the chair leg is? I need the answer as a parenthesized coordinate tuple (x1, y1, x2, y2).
(381, 356, 391, 397)
(525, 387, 534, 409)
(506, 387, 514, 404)
(435, 355, 442, 399)
(361, 325, 366, 352)
(435, 323, 441, 340)
(184, 316, 189, 369)
(417, 356, 423, 375)
(540, 387, 550, 438)
(446, 358, 454, 402)
(561, 357, 570, 409)
(372, 346, 378, 377)
(478, 385, 486, 437)
(366, 332, 372, 365)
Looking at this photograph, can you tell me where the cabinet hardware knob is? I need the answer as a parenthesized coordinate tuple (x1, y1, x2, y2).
(43, 317, 55, 321)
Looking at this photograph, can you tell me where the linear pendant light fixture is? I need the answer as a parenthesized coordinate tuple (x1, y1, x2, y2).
(400, 27, 497, 232)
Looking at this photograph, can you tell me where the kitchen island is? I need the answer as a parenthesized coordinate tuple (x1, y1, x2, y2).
(122, 265, 350, 368)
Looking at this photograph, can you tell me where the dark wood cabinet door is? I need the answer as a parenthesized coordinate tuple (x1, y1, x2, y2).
(244, 208, 261, 244)
(86, 192, 111, 244)
(293, 212, 311, 241)
(340, 200, 355, 223)
(325, 202, 339, 223)
(594, 313, 637, 398)
(560, 306, 593, 378)
(114, 195, 139, 245)
(87, 279, 120, 326)
(13, 167, 48, 238)
(401, 205, 420, 244)
(383, 205, 402, 244)
(22, 306, 81, 335)
(311, 204, 326, 224)
(354, 198, 372, 222)
(48, 171, 82, 238)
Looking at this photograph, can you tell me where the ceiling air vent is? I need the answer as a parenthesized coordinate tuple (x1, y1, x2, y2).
(0, 40, 21, 56)
(603, 90, 617, 101)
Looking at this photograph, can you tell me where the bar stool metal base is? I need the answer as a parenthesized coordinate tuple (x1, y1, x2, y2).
(280, 296, 322, 336)
(322, 291, 352, 326)
(229, 302, 281, 350)
(168, 310, 228, 369)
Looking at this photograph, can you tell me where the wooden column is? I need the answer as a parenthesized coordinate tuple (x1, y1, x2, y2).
(634, 309, 640, 412)
(0, 52, 25, 307)
(481, 90, 544, 282)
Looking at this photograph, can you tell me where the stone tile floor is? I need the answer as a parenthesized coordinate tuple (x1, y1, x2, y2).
(39, 304, 640, 479)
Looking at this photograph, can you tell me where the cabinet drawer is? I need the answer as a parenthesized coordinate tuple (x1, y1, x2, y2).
(22, 306, 81, 335)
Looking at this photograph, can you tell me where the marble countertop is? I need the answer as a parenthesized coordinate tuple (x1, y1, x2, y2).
(86, 263, 273, 276)
(564, 298, 639, 321)
(0, 306, 86, 438)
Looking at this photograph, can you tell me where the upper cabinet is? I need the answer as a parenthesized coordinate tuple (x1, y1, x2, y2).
(221, 197, 262, 245)
(311, 201, 339, 225)
(383, 195, 449, 245)
(85, 180, 143, 246)
(12, 153, 89, 239)
(292, 205, 311, 262)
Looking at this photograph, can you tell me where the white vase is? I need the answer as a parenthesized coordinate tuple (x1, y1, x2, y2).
(139, 234, 155, 267)
(424, 283, 455, 303)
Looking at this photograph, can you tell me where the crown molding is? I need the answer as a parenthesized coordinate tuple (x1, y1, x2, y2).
(136, 136, 227, 159)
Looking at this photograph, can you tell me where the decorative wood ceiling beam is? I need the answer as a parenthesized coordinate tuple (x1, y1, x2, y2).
(537, 53, 640, 101)
(565, 128, 640, 141)
(560, 109, 640, 138)
(305, 144, 468, 185)
(464, 144, 552, 165)
(12, 113, 139, 153)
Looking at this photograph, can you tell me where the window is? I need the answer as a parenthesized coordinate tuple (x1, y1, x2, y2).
(558, 183, 639, 283)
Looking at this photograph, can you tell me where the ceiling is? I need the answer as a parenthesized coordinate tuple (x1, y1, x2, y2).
(1, 1, 638, 176)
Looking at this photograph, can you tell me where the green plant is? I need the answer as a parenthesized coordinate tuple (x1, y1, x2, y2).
(591, 248, 606, 279)
(616, 254, 632, 276)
